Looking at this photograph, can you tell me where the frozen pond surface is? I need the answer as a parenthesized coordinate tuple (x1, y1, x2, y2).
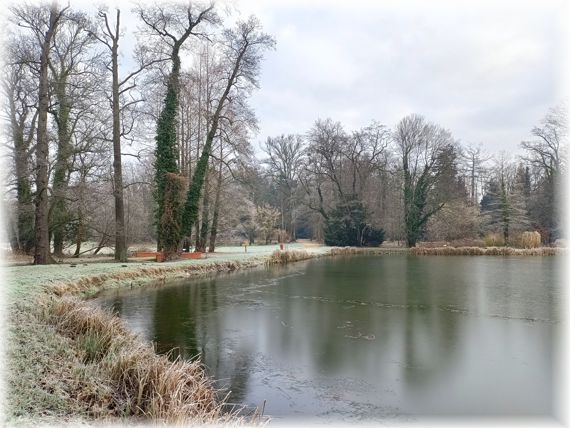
(96, 255, 560, 422)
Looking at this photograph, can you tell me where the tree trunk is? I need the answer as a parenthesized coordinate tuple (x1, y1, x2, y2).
(12, 112, 35, 254)
(111, 10, 127, 262)
(208, 153, 223, 253)
(51, 75, 72, 257)
(196, 166, 210, 252)
(73, 234, 82, 257)
(34, 8, 62, 265)
(194, 209, 201, 250)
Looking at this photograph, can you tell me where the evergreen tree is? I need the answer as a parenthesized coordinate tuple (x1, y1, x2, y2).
(480, 173, 529, 245)
(324, 198, 384, 247)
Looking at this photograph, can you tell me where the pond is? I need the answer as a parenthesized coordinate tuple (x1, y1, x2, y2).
(96, 255, 560, 422)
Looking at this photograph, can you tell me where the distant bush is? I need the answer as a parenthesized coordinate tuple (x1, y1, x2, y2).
(483, 233, 505, 247)
(362, 227, 385, 246)
(518, 231, 542, 249)
(324, 198, 384, 247)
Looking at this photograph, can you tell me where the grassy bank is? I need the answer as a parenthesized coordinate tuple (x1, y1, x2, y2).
(4, 244, 327, 425)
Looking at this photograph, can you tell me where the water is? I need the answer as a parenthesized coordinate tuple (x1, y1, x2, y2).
(95, 255, 560, 422)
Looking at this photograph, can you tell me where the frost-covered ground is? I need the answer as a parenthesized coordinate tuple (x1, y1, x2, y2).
(3, 243, 330, 302)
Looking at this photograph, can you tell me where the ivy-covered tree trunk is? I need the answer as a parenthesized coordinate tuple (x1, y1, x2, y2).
(404, 174, 437, 247)
(154, 48, 182, 252)
(194, 211, 201, 250)
(12, 113, 35, 254)
(50, 76, 72, 257)
(159, 173, 186, 259)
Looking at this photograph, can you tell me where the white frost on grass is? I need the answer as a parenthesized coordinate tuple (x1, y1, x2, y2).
(3, 243, 331, 303)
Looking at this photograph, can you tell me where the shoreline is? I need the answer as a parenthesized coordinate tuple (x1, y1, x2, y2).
(4, 244, 562, 425)
(4, 245, 329, 425)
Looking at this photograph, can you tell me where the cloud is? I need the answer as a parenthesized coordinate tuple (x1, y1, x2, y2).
(237, 0, 566, 154)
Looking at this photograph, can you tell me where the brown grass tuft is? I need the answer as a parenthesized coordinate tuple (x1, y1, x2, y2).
(40, 296, 234, 423)
(265, 249, 313, 265)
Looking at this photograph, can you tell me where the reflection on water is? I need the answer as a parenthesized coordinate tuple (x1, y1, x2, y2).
(97, 255, 559, 421)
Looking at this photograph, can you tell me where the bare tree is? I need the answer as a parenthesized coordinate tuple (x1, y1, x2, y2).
(480, 154, 529, 245)
(521, 105, 566, 180)
(207, 103, 255, 251)
(182, 16, 275, 239)
(2, 55, 38, 253)
(306, 118, 347, 199)
(91, 8, 167, 261)
(262, 134, 304, 239)
(47, 12, 99, 257)
(461, 144, 491, 206)
(11, 3, 69, 264)
(521, 105, 567, 241)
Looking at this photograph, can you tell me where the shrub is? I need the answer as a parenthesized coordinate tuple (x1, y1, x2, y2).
(483, 233, 505, 247)
(520, 231, 542, 249)
(362, 226, 385, 246)
(324, 198, 384, 247)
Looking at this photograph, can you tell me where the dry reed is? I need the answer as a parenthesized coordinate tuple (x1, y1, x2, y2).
(42, 296, 235, 423)
(330, 246, 409, 256)
(519, 231, 542, 249)
(410, 246, 560, 256)
(483, 233, 505, 247)
(265, 249, 313, 265)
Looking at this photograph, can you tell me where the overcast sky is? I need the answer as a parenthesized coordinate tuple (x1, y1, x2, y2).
(18, 0, 566, 155)
(229, 0, 567, 155)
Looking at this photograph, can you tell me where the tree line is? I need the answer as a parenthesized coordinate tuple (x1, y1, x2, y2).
(253, 108, 565, 248)
(3, 2, 566, 265)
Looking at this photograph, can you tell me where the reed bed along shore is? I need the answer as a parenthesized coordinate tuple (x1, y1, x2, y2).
(330, 246, 410, 256)
(410, 246, 562, 256)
